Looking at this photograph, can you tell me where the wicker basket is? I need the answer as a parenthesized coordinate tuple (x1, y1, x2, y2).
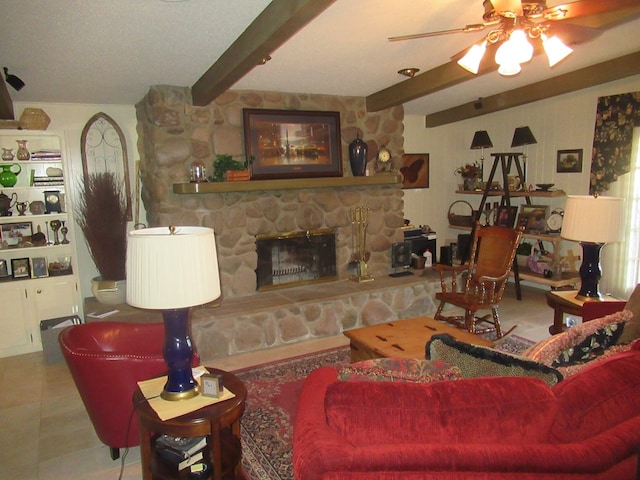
(19, 108, 51, 130)
(448, 200, 476, 227)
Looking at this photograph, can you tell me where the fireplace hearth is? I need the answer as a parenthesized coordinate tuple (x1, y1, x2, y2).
(256, 229, 337, 291)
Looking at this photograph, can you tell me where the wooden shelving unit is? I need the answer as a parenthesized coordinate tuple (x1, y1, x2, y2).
(452, 152, 579, 293)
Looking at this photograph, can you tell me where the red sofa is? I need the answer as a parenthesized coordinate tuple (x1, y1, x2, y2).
(293, 340, 640, 479)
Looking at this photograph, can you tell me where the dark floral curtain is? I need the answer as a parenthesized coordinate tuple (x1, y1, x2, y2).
(590, 91, 640, 194)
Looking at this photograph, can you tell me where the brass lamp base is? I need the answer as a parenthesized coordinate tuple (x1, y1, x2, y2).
(161, 384, 201, 401)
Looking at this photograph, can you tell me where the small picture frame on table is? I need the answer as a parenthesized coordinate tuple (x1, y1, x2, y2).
(11, 258, 31, 279)
(31, 257, 49, 278)
(0, 259, 8, 278)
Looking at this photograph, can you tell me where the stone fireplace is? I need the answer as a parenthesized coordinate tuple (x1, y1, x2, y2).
(134, 86, 441, 359)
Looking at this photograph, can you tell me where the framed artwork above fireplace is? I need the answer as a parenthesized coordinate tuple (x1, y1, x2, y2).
(243, 108, 343, 180)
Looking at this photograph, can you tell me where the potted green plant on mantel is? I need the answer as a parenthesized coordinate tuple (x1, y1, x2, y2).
(211, 154, 251, 182)
(75, 172, 129, 305)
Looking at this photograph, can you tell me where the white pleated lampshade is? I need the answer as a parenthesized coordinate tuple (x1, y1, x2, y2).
(126, 226, 221, 309)
(561, 196, 623, 244)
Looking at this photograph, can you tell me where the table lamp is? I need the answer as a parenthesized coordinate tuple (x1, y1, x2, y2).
(126, 226, 221, 401)
(470, 130, 493, 181)
(561, 195, 623, 301)
(511, 126, 537, 184)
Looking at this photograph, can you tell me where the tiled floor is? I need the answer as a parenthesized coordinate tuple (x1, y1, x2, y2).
(0, 285, 554, 480)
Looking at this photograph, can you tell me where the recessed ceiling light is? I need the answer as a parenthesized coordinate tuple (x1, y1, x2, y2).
(397, 68, 419, 78)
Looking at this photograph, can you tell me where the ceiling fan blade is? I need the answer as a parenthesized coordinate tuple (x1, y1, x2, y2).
(388, 23, 490, 42)
(543, 0, 640, 21)
(549, 22, 603, 44)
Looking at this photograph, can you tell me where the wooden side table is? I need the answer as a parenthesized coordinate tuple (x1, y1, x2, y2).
(546, 290, 622, 335)
(134, 368, 247, 480)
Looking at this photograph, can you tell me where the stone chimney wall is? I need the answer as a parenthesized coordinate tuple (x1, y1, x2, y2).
(135, 86, 406, 299)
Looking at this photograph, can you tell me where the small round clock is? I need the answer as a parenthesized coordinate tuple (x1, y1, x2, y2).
(375, 146, 393, 174)
(44, 190, 62, 213)
(546, 208, 564, 233)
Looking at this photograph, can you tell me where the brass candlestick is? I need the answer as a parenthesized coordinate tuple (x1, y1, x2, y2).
(349, 206, 373, 283)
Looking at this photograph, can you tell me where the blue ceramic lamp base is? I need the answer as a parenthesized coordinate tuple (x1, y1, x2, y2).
(576, 242, 605, 301)
(161, 308, 200, 401)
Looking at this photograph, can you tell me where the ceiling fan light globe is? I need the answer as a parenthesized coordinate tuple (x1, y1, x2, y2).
(542, 34, 573, 67)
(498, 62, 521, 76)
(457, 41, 487, 74)
(495, 30, 533, 66)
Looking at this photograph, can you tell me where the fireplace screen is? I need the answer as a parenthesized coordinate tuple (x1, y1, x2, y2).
(256, 229, 337, 291)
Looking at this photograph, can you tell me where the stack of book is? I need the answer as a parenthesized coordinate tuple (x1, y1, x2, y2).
(32, 176, 64, 187)
(155, 435, 208, 471)
(30, 150, 62, 161)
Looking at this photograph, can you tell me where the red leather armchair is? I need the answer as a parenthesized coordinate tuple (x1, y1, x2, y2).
(59, 321, 178, 460)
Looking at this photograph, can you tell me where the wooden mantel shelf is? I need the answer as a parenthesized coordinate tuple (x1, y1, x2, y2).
(174, 174, 402, 194)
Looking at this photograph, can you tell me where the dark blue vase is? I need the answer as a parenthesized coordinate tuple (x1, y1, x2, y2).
(349, 134, 367, 176)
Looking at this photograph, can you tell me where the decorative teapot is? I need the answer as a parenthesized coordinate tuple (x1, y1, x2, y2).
(0, 163, 21, 187)
(0, 191, 18, 216)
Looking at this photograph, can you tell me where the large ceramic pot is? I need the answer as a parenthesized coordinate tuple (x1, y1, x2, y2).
(91, 277, 127, 305)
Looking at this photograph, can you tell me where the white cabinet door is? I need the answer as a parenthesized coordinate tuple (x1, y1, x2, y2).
(0, 285, 32, 356)
(32, 278, 78, 322)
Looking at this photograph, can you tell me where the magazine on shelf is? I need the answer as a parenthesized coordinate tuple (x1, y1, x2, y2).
(155, 435, 207, 470)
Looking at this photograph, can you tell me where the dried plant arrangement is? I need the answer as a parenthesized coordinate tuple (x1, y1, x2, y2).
(75, 172, 129, 281)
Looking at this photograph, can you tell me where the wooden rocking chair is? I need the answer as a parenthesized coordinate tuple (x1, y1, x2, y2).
(433, 222, 524, 338)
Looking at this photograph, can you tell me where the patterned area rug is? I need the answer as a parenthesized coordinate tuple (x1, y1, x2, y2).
(235, 347, 350, 480)
(235, 334, 535, 480)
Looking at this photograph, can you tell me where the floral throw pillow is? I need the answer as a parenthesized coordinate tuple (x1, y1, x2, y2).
(552, 322, 625, 367)
(338, 357, 462, 383)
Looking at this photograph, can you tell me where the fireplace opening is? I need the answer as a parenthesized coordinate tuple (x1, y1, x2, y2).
(256, 229, 337, 291)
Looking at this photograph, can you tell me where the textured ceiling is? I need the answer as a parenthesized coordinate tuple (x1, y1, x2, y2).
(1, 0, 639, 116)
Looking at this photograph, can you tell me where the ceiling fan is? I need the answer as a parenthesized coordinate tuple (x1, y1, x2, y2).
(389, 0, 640, 76)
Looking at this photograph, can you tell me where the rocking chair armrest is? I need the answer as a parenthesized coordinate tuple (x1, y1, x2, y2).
(433, 264, 467, 273)
(433, 264, 468, 294)
(477, 272, 509, 284)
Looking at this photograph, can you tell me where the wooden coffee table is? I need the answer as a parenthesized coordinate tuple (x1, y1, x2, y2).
(344, 316, 495, 362)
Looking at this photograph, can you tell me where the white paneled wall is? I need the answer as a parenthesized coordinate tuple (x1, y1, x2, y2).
(403, 74, 640, 255)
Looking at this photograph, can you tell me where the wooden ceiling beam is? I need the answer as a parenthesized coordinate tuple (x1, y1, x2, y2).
(191, 0, 336, 107)
(425, 51, 640, 127)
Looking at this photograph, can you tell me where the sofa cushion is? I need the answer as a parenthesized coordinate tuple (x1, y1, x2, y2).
(338, 358, 462, 383)
(426, 333, 563, 386)
(552, 321, 625, 367)
(324, 375, 557, 446)
(523, 310, 633, 372)
(549, 348, 640, 442)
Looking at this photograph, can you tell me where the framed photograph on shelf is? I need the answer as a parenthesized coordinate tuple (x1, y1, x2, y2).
(496, 206, 518, 227)
(1, 222, 33, 247)
(557, 149, 583, 173)
(30, 257, 49, 278)
(401, 153, 429, 189)
(0, 258, 8, 278)
(11, 258, 30, 279)
(518, 205, 549, 233)
(243, 108, 343, 180)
